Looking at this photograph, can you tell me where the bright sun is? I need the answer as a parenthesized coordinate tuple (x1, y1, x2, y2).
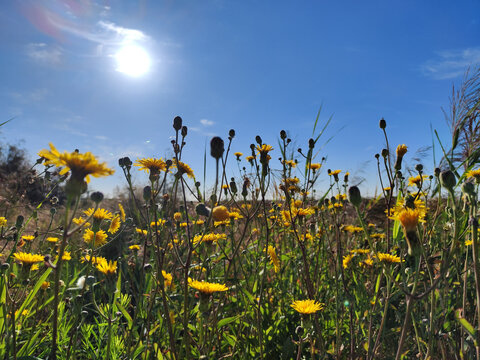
(115, 45, 151, 77)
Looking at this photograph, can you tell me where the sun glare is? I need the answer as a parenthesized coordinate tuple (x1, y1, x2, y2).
(115, 45, 151, 77)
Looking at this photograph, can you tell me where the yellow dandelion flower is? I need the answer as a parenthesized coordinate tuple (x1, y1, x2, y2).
(0, 217, 7, 227)
(22, 235, 35, 242)
(129, 244, 141, 251)
(59, 251, 72, 261)
(13, 252, 44, 265)
(408, 175, 429, 187)
(171, 212, 181, 222)
(193, 233, 226, 245)
(376, 253, 402, 264)
(188, 278, 228, 294)
(396, 144, 408, 157)
(83, 229, 108, 247)
(246, 155, 256, 162)
(134, 157, 167, 174)
(308, 163, 321, 170)
(72, 217, 91, 228)
(267, 245, 280, 273)
(96, 260, 117, 276)
(234, 152, 243, 159)
(108, 215, 121, 234)
(466, 169, 480, 183)
(371, 233, 386, 240)
(82, 255, 107, 265)
(283, 159, 296, 167)
(136, 228, 148, 236)
(46, 237, 59, 243)
(329, 169, 341, 176)
(162, 270, 174, 289)
(350, 248, 370, 254)
(118, 203, 126, 222)
(256, 144, 273, 154)
(84, 208, 113, 221)
(395, 207, 421, 232)
(38, 142, 114, 183)
(343, 254, 354, 269)
(212, 205, 230, 222)
(291, 299, 324, 314)
(41, 281, 50, 290)
(173, 159, 194, 178)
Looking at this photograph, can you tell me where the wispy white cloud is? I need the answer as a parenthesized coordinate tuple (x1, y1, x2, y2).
(422, 47, 480, 79)
(25, 43, 62, 65)
(200, 119, 214, 126)
(190, 127, 217, 137)
(9, 88, 49, 103)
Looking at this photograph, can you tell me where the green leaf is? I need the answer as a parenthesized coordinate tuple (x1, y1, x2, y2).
(455, 309, 476, 338)
(218, 315, 241, 328)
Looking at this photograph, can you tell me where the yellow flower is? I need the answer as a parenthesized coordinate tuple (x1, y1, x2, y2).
(371, 233, 386, 240)
(376, 253, 402, 264)
(246, 155, 256, 162)
(0, 217, 6, 227)
(395, 208, 421, 232)
(267, 245, 280, 273)
(256, 144, 273, 154)
(343, 254, 354, 269)
(129, 244, 141, 251)
(162, 270, 173, 289)
(173, 212, 182, 221)
(234, 152, 243, 159)
(41, 281, 50, 290)
(188, 279, 228, 294)
(212, 205, 230, 222)
(173, 160, 194, 178)
(466, 169, 480, 183)
(283, 159, 296, 167)
(308, 163, 321, 171)
(38, 142, 114, 183)
(108, 216, 121, 234)
(136, 228, 148, 236)
(13, 252, 44, 265)
(350, 248, 370, 254)
(46, 237, 59, 243)
(118, 203, 126, 222)
(82, 255, 107, 265)
(72, 217, 90, 228)
(291, 299, 324, 314)
(193, 233, 226, 245)
(96, 260, 117, 276)
(396, 144, 408, 157)
(84, 208, 113, 221)
(22, 235, 35, 241)
(408, 175, 428, 187)
(329, 169, 341, 176)
(59, 251, 71, 261)
(83, 229, 108, 247)
(134, 157, 167, 174)
(343, 225, 363, 234)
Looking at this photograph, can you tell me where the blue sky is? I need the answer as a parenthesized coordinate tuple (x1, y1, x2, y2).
(1, 0, 479, 196)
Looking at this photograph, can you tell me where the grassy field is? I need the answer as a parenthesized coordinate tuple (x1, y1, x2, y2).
(1, 113, 480, 360)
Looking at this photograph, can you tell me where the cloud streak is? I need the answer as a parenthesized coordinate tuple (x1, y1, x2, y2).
(422, 47, 480, 79)
(26, 43, 62, 65)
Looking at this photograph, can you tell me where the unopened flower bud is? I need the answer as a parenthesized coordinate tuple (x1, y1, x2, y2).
(229, 129, 235, 139)
(379, 118, 386, 129)
(308, 138, 315, 149)
(415, 164, 423, 172)
(181, 126, 188, 137)
(195, 203, 211, 217)
(173, 116, 183, 131)
(280, 130, 287, 140)
(434, 168, 441, 177)
(210, 137, 225, 159)
(255, 135, 262, 145)
(143, 186, 152, 202)
(462, 181, 475, 196)
(90, 191, 104, 204)
(348, 186, 362, 207)
(440, 170, 456, 190)
(381, 149, 389, 158)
